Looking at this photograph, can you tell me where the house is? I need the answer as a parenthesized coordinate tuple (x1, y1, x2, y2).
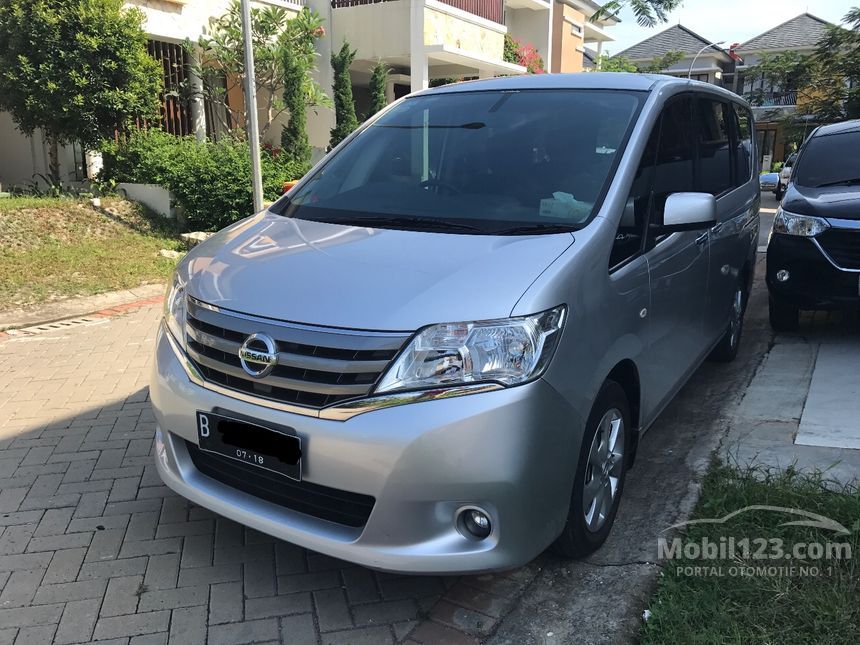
(0, 0, 620, 191)
(337, 0, 619, 115)
(0, 0, 323, 190)
(611, 24, 734, 84)
(732, 13, 835, 170)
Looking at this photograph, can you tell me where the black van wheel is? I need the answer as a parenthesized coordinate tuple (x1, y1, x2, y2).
(552, 380, 630, 558)
(769, 296, 799, 332)
(708, 285, 745, 363)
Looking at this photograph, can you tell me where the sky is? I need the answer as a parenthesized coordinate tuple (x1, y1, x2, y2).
(607, 0, 857, 56)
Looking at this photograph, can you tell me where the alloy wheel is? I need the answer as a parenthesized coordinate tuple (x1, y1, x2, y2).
(582, 408, 625, 532)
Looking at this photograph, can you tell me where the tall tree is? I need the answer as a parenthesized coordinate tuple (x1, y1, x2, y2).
(330, 42, 358, 148)
(593, 0, 682, 28)
(281, 8, 330, 171)
(368, 61, 390, 116)
(0, 0, 162, 182)
(813, 7, 860, 120)
(194, 2, 327, 141)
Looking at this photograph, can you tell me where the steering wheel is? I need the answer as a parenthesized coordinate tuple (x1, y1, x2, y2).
(419, 179, 461, 195)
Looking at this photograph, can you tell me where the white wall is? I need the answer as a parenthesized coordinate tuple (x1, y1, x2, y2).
(0, 113, 79, 189)
(506, 8, 551, 67)
(331, 0, 411, 61)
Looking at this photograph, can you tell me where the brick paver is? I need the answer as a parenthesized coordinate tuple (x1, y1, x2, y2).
(0, 306, 536, 643)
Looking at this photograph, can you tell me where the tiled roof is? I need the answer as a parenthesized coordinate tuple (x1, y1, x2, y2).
(583, 47, 599, 68)
(738, 13, 832, 51)
(612, 24, 727, 61)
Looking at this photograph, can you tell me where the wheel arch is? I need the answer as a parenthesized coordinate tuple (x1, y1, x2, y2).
(605, 359, 641, 467)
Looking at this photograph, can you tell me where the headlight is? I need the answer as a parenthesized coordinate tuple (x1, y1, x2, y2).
(773, 207, 829, 237)
(375, 306, 566, 394)
(164, 272, 187, 348)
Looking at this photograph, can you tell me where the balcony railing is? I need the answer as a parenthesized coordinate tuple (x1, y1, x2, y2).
(331, 0, 505, 25)
(746, 90, 798, 107)
(438, 0, 504, 24)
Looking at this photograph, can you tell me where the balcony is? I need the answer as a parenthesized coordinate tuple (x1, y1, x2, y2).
(332, 0, 504, 25)
(331, 0, 524, 89)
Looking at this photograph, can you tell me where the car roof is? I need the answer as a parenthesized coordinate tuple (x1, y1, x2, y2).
(811, 119, 860, 137)
(415, 73, 748, 104)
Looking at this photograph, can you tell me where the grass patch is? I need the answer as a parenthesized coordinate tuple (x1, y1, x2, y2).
(641, 463, 859, 645)
(0, 196, 183, 310)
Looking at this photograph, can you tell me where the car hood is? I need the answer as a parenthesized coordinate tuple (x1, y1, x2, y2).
(181, 212, 574, 331)
(783, 184, 860, 220)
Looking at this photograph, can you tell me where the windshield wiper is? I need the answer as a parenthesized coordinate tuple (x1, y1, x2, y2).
(335, 215, 485, 233)
(815, 177, 860, 188)
(492, 223, 579, 235)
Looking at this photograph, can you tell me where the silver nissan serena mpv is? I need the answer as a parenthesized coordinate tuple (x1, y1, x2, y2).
(151, 73, 759, 573)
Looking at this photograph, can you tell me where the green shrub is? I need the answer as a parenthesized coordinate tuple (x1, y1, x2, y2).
(102, 130, 301, 231)
(772, 161, 784, 173)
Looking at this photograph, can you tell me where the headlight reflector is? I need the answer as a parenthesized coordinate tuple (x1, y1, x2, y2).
(375, 306, 566, 394)
(773, 207, 830, 237)
(164, 272, 187, 348)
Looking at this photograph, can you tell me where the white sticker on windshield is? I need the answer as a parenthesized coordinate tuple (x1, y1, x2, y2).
(539, 192, 592, 221)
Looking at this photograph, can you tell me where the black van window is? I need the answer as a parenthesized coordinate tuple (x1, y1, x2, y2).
(794, 131, 860, 188)
(696, 98, 733, 195)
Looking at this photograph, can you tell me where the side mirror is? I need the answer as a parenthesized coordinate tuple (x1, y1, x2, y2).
(663, 192, 717, 232)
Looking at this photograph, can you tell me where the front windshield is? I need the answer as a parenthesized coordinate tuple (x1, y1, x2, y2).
(276, 89, 645, 234)
(794, 131, 860, 188)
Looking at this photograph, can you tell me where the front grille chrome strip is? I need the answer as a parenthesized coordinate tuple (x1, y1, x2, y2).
(186, 344, 372, 396)
(162, 323, 504, 421)
(185, 324, 390, 374)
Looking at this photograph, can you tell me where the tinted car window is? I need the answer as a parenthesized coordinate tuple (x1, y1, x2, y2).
(696, 98, 733, 196)
(651, 96, 695, 226)
(794, 131, 860, 188)
(279, 90, 644, 234)
(611, 124, 660, 269)
(732, 104, 754, 184)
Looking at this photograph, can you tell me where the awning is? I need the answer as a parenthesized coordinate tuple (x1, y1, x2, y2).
(425, 44, 527, 78)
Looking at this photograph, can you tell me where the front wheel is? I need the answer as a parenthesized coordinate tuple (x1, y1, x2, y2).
(552, 380, 630, 558)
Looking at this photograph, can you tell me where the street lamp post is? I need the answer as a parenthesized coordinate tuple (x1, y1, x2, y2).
(688, 41, 725, 80)
(240, 0, 264, 212)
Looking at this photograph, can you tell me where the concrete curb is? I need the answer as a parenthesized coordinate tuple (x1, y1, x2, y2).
(0, 282, 166, 333)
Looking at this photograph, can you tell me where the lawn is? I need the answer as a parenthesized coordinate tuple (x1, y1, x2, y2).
(641, 464, 859, 645)
(0, 196, 182, 311)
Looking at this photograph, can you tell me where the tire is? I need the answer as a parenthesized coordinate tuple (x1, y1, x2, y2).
(708, 283, 745, 363)
(552, 380, 630, 558)
(769, 296, 799, 332)
(775, 184, 783, 200)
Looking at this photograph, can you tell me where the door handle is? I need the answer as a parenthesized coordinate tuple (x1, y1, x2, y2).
(695, 231, 709, 245)
(711, 222, 723, 235)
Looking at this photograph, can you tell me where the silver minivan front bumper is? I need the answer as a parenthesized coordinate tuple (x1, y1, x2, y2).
(151, 324, 580, 573)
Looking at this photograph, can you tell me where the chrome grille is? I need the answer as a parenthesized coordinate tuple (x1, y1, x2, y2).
(185, 298, 409, 409)
(817, 228, 860, 270)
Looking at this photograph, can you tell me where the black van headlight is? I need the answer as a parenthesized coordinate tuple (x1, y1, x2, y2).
(773, 207, 830, 237)
(375, 306, 566, 394)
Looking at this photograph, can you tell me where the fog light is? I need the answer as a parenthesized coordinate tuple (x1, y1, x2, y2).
(776, 270, 790, 282)
(460, 509, 492, 539)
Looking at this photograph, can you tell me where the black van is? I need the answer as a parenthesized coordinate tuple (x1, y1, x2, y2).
(767, 119, 860, 330)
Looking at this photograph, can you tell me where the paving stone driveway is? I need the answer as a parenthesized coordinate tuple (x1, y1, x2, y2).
(0, 305, 537, 644)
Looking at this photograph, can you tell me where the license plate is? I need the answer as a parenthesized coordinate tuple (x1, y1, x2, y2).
(196, 411, 301, 481)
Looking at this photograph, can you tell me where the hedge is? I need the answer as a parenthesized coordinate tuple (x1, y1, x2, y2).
(101, 129, 302, 231)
